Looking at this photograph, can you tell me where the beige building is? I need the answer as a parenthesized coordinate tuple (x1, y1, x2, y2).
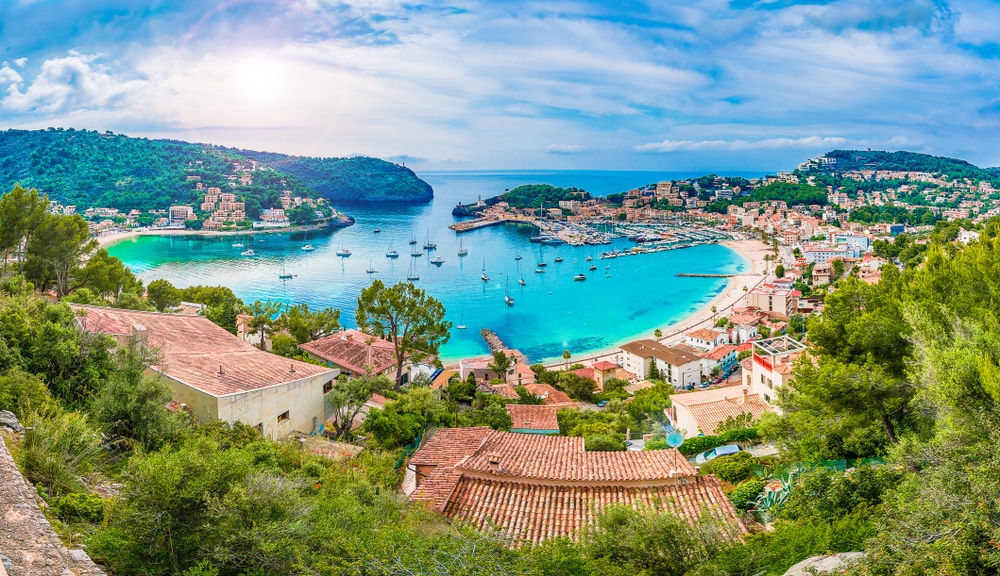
(747, 336, 808, 404)
(73, 305, 338, 439)
(618, 339, 702, 388)
(744, 283, 799, 319)
(667, 386, 772, 437)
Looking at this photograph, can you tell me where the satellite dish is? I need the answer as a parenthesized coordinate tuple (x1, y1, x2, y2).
(666, 432, 684, 448)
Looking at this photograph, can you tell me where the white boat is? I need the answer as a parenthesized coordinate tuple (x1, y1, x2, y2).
(407, 258, 420, 281)
(574, 274, 587, 281)
(431, 256, 445, 265)
(504, 277, 514, 306)
(423, 230, 437, 250)
(534, 268, 545, 273)
(585, 256, 593, 261)
(481, 257, 489, 282)
(514, 250, 522, 261)
(240, 249, 255, 256)
(336, 247, 351, 257)
(386, 239, 399, 258)
(301, 244, 315, 252)
(366, 259, 377, 274)
(457, 315, 467, 330)
(232, 242, 244, 248)
(518, 278, 526, 286)
(458, 237, 468, 257)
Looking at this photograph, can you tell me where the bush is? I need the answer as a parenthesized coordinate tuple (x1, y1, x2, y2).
(729, 479, 766, 512)
(0, 368, 53, 415)
(679, 428, 761, 456)
(13, 411, 103, 497)
(702, 452, 757, 484)
(645, 438, 669, 451)
(52, 492, 105, 523)
(585, 434, 625, 451)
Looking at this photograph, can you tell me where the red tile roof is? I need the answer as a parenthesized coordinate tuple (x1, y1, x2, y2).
(703, 344, 737, 361)
(591, 361, 619, 371)
(523, 384, 574, 406)
(671, 387, 772, 435)
(686, 328, 725, 341)
(408, 428, 743, 544)
(73, 305, 334, 397)
(299, 329, 401, 375)
(507, 404, 561, 431)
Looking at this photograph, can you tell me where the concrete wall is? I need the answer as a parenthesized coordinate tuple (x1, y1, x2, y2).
(217, 372, 334, 439)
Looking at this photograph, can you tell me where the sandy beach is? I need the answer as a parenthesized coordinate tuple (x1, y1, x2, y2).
(543, 237, 772, 369)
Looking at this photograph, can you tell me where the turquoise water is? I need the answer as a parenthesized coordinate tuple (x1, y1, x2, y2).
(109, 170, 753, 363)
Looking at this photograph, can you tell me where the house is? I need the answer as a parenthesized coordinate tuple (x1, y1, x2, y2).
(73, 305, 338, 439)
(492, 383, 575, 406)
(618, 339, 703, 388)
(458, 349, 534, 386)
(299, 329, 413, 385)
(684, 328, 729, 351)
(747, 336, 808, 404)
(744, 283, 799, 319)
(569, 360, 621, 391)
(667, 386, 772, 437)
(812, 263, 832, 286)
(408, 428, 744, 544)
(700, 344, 739, 378)
(506, 404, 562, 435)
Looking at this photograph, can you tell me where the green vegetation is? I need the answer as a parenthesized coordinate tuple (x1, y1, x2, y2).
(497, 183, 589, 210)
(0, 128, 432, 210)
(739, 181, 827, 206)
(822, 149, 998, 182)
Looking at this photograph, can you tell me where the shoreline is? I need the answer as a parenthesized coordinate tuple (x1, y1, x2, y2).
(441, 237, 771, 368)
(95, 220, 346, 249)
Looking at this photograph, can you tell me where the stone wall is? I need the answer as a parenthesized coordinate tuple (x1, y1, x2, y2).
(0, 434, 105, 576)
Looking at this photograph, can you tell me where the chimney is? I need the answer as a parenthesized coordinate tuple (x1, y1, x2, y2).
(487, 453, 502, 473)
(290, 363, 296, 374)
(741, 386, 749, 405)
(217, 364, 225, 375)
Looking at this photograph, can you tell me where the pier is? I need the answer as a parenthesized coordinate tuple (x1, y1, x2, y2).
(449, 215, 534, 233)
(481, 328, 507, 352)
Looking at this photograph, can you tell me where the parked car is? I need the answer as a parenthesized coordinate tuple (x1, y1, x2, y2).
(694, 444, 741, 464)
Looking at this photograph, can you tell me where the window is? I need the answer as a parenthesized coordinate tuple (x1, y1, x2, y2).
(760, 374, 765, 384)
(323, 380, 333, 394)
(277, 410, 289, 424)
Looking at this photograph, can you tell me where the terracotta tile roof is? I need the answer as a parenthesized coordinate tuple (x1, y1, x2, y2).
(671, 387, 772, 435)
(592, 361, 619, 371)
(408, 428, 744, 544)
(571, 367, 595, 381)
(523, 384, 574, 406)
(443, 475, 742, 545)
(686, 328, 725, 341)
(623, 380, 655, 395)
(490, 384, 522, 400)
(507, 404, 561, 431)
(299, 329, 401, 374)
(620, 339, 701, 367)
(703, 344, 737, 361)
(73, 305, 334, 397)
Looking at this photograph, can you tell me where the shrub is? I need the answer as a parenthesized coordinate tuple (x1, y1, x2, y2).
(645, 438, 669, 451)
(0, 368, 53, 415)
(679, 428, 761, 456)
(585, 434, 625, 451)
(13, 411, 103, 496)
(52, 492, 105, 523)
(703, 452, 757, 484)
(729, 479, 766, 512)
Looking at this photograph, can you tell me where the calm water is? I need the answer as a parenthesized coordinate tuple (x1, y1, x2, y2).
(109, 170, 755, 363)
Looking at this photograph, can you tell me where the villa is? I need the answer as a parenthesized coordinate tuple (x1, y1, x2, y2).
(299, 328, 413, 385)
(747, 335, 809, 404)
(618, 339, 702, 388)
(667, 386, 772, 437)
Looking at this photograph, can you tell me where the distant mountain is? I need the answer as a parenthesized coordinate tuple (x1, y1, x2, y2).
(0, 128, 433, 210)
(810, 150, 999, 182)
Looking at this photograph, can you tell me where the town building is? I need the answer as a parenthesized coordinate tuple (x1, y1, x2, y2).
(73, 305, 338, 439)
(747, 336, 808, 404)
(744, 283, 799, 319)
(168, 205, 194, 224)
(408, 427, 744, 544)
(299, 328, 413, 385)
(506, 404, 562, 435)
(667, 386, 772, 437)
(684, 328, 730, 351)
(618, 339, 702, 388)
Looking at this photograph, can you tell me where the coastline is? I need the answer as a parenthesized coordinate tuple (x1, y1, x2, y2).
(530, 238, 771, 369)
(95, 220, 347, 249)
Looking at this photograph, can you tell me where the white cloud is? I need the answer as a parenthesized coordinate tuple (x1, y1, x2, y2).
(546, 144, 590, 154)
(635, 136, 849, 153)
(0, 52, 145, 114)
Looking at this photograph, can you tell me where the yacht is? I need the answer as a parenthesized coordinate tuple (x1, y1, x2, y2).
(514, 250, 522, 261)
(411, 250, 423, 258)
(554, 256, 563, 263)
(518, 278, 526, 286)
(534, 268, 545, 273)
(301, 244, 315, 252)
(366, 260, 377, 274)
(409, 233, 417, 245)
(336, 247, 351, 257)
(481, 258, 489, 282)
(232, 242, 244, 248)
(585, 255, 593, 262)
(504, 277, 514, 306)
(456, 315, 467, 330)
(458, 237, 468, 257)
(423, 230, 437, 250)
(407, 259, 419, 281)
(240, 249, 255, 256)
(431, 256, 445, 265)
(589, 264, 598, 271)
(574, 274, 587, 281)
(537, 261, 548, 268)
(386, 240, 399, 259)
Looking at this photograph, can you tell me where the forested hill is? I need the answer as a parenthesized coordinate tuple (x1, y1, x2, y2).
(0, 128, 433, 209)
(222, 148, 433, 203)
(815, 149, 1000, 180)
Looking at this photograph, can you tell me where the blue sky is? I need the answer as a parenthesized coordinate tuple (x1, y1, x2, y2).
(1, 0, 999, 171)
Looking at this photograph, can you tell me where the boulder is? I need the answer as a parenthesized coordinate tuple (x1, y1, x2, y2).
(784, 552, 866, 576)
(0, 411, 23, 433)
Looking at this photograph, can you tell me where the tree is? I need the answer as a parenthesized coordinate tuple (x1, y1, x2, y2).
(276, 303, 340, 344)
(25, 214, 96, 297)
(72, 249, 142, 301)
(324, 373, 391, 440)
(246, 300, 282, 351)
(559, 372, 596, 402)
(654, 328, 662, 339)
(562, 349, 571, 369)
(146, 279, 182, 311)
(355, 280, 451, 389)
(831, 258, 845, 280)
(487, 350, 513, 382)
(0, 184, 50, 273)
(92, 335, 186, 451)
(775, 263, 786, 278)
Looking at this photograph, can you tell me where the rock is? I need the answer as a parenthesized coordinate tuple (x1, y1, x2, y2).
(784, 552, 867, 576)
(1, 554, 13, 572)
(0, 411, 22, 433)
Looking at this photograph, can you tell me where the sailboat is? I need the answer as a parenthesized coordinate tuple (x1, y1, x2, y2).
(407, 257, 420, 281)
(458, 237, 468, 256)
(554, 248, 563, 263)
(409, 233, 417, 245)
(536, 245, 547, 267)
(518, 277, 526, 286)
(456, 315, 467, 330)
(278, 262, 294, 280)
(386, 239, 399, 259)
(366, 260, 377, 274)
(423, 230, 437, 250)
(504, 276, 514, 306)
(481, 258, 489, 282)
(514, 249, 522, 261)
(336, 243, 351, 257)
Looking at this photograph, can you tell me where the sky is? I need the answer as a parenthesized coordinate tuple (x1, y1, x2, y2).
(0, 0, 999, 172)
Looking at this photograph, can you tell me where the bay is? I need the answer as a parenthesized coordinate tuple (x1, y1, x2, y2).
(109, 170, 760, 363)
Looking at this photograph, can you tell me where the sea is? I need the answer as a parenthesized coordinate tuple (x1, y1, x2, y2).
(108, 170, 761, 364)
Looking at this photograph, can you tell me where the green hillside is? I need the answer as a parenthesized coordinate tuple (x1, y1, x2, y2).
(0, 128, 433, 209)
(818, 149, 998, 181)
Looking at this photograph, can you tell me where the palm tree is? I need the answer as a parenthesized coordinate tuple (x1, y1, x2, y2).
(654, 328, 662, 339)
(562, 349, 571, 369)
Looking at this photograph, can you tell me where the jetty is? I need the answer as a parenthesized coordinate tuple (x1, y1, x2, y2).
(676, 273, 736, 278)
(449, 215, 534, 233)
(481, 328, 507, 352)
